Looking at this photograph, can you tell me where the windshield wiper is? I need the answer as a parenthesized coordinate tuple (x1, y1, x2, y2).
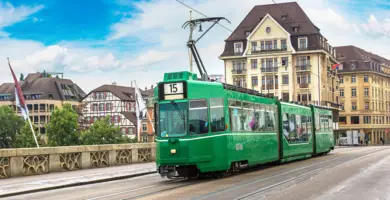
(171, 100, 185, 121)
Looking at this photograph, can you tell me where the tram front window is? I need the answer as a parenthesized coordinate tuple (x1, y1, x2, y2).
(158, 101, 187, 137)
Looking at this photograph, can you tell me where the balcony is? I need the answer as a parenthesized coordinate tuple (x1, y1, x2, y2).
(299, 83, 309, 88)
(296, 65, 311, 72)
(251, 48, 287, 54)
(260, 67, 278, 73)
(231, 69, 246, 75)
(262, 84, 279, 90)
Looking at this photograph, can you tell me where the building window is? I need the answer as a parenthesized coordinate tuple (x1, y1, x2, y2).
(281, 57, 288, 66)
(142, 136, 148, 142)
(339, 75, 343, 83)
(99, 103, 104, 111)
(251, 42, 257, 51)
(350, 116, 360, 124)
(265, 40, 273, 50)
(351, 88, 356, 97)
(351, 102, 357, 111)
(142, 123, 147, 132)
(246, 31, 251, 36)
(364, 116, 370, 124)
(365, 102, 369, 110)
(234, 42, 243, 53)
(281, 39, 287, 49)
(251, 76, 258, 86)
(364, 88, 369, 97)
(340, 89, 344, 97)
(351, 75, 356, 83)
(340, 103, 344, 110)
(364, 75, 368, 82)
(298, 37, 308, 49)
(282, 93, 289, 101)
(251, 59, 257, 69)
(282, 75, 289, 84)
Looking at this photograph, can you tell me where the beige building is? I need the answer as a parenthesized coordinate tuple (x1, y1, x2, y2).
(219, 2, 340, 110)
(335, 45, 390, 144)
(0, 72, 85, 143)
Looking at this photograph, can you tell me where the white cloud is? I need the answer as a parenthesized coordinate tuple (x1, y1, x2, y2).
(0, 2, 43, 35)
(2, 0, 390, 94)
(362, 14, 390, 37)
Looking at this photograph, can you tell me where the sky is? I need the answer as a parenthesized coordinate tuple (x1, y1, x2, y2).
(0, 0, 389, 93)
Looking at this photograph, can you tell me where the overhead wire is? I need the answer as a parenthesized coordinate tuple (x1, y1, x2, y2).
(175, 0, 233, 33)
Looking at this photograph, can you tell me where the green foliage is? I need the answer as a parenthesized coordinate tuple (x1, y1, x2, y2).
(46, 103, 80, 146)
(0, 106, 24, 148)
(80, 116, 135, 145)
(13, 122, 39, 148)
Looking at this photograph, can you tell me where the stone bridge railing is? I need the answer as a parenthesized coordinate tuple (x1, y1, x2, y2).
(0, 143, 156, 179)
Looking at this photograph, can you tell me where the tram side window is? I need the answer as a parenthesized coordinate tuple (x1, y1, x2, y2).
(282, 113, 290, 139)
(306, 116, 312, 136)
(265, 105, 276, 132)
(315, 113, 321, 131)
(299, 116, 308, 142)
(210, 98, 225, 132)
(288, 114, 297, 142)
(189, 99, 209, 134)
(242, 101, 255, 132)
(229, 99, 242, 131)
(255, 104, 266, 131)
(328, 115, 333, 131)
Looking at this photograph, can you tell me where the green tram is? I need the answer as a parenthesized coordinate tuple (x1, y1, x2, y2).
(153, 71, 334, 179)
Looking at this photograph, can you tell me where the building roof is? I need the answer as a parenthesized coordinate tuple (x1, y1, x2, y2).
(120, 111, 138, 126)
(89, 84, 136, 101)
(0, 72, 86, 101)
(83, 84, 153, 102)
(226, 2, 319, 42)
(335, 45, 390, 74)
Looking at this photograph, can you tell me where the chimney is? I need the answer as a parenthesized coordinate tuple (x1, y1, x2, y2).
(151, 85, 153, 89)
(145, 86, 147, 91)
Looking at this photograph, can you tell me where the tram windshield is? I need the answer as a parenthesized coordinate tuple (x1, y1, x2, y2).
(158, 101, 187, 137)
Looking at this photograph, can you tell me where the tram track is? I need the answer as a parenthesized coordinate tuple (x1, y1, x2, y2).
(192, 147, 390, 200)
(127, 147, 388, 200)
(236, 147, 389, 199)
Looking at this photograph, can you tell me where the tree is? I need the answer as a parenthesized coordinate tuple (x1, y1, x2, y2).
(46, 103, 80, 146)
(0, 106, 24, 148)
(80, 116, 135, 145)
(13, 122, 39, 148)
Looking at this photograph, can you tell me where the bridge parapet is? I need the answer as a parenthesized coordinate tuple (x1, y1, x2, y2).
(0, 143, 156, 179)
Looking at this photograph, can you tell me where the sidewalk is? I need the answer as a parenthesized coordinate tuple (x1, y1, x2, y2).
(0, 162, 156, 198)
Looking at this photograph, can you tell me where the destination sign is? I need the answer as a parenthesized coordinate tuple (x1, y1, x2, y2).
(162, 82, 185, 100)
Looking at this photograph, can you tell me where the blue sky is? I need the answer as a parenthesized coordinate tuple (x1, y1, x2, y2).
(0, 0, 389, 92)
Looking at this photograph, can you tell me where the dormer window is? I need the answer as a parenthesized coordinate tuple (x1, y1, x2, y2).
(245, 31, 251, 36)
(298, 37, 308, 50)
(234, 42, 243, 54)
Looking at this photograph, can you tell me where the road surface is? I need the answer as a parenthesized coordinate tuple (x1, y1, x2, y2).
(5, 146, 390, 200)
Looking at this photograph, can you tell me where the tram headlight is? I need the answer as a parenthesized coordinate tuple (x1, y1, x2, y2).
(170, 149, 176, 154)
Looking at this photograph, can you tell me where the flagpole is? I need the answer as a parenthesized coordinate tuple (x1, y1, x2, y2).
(27, 112, 40, 148)
(7, 57, 39, 148)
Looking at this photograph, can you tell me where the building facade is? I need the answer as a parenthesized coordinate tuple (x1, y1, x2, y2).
(0, 72, 85, 143)
(138, 86, 156, 143)
(80, 84, 156, 142)
(219, 2, 340, 110)
(80, 84, 138, 139)
(335, 45, 390, 144)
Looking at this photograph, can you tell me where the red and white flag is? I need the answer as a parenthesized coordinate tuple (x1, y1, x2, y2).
(8, 58, 29, 120)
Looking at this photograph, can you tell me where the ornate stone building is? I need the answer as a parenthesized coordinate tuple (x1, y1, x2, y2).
(335, 45, 390, 144)
(219, 2, 340, 109)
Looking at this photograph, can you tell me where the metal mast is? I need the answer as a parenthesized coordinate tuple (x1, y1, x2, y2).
(182, 17, 230, 81)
